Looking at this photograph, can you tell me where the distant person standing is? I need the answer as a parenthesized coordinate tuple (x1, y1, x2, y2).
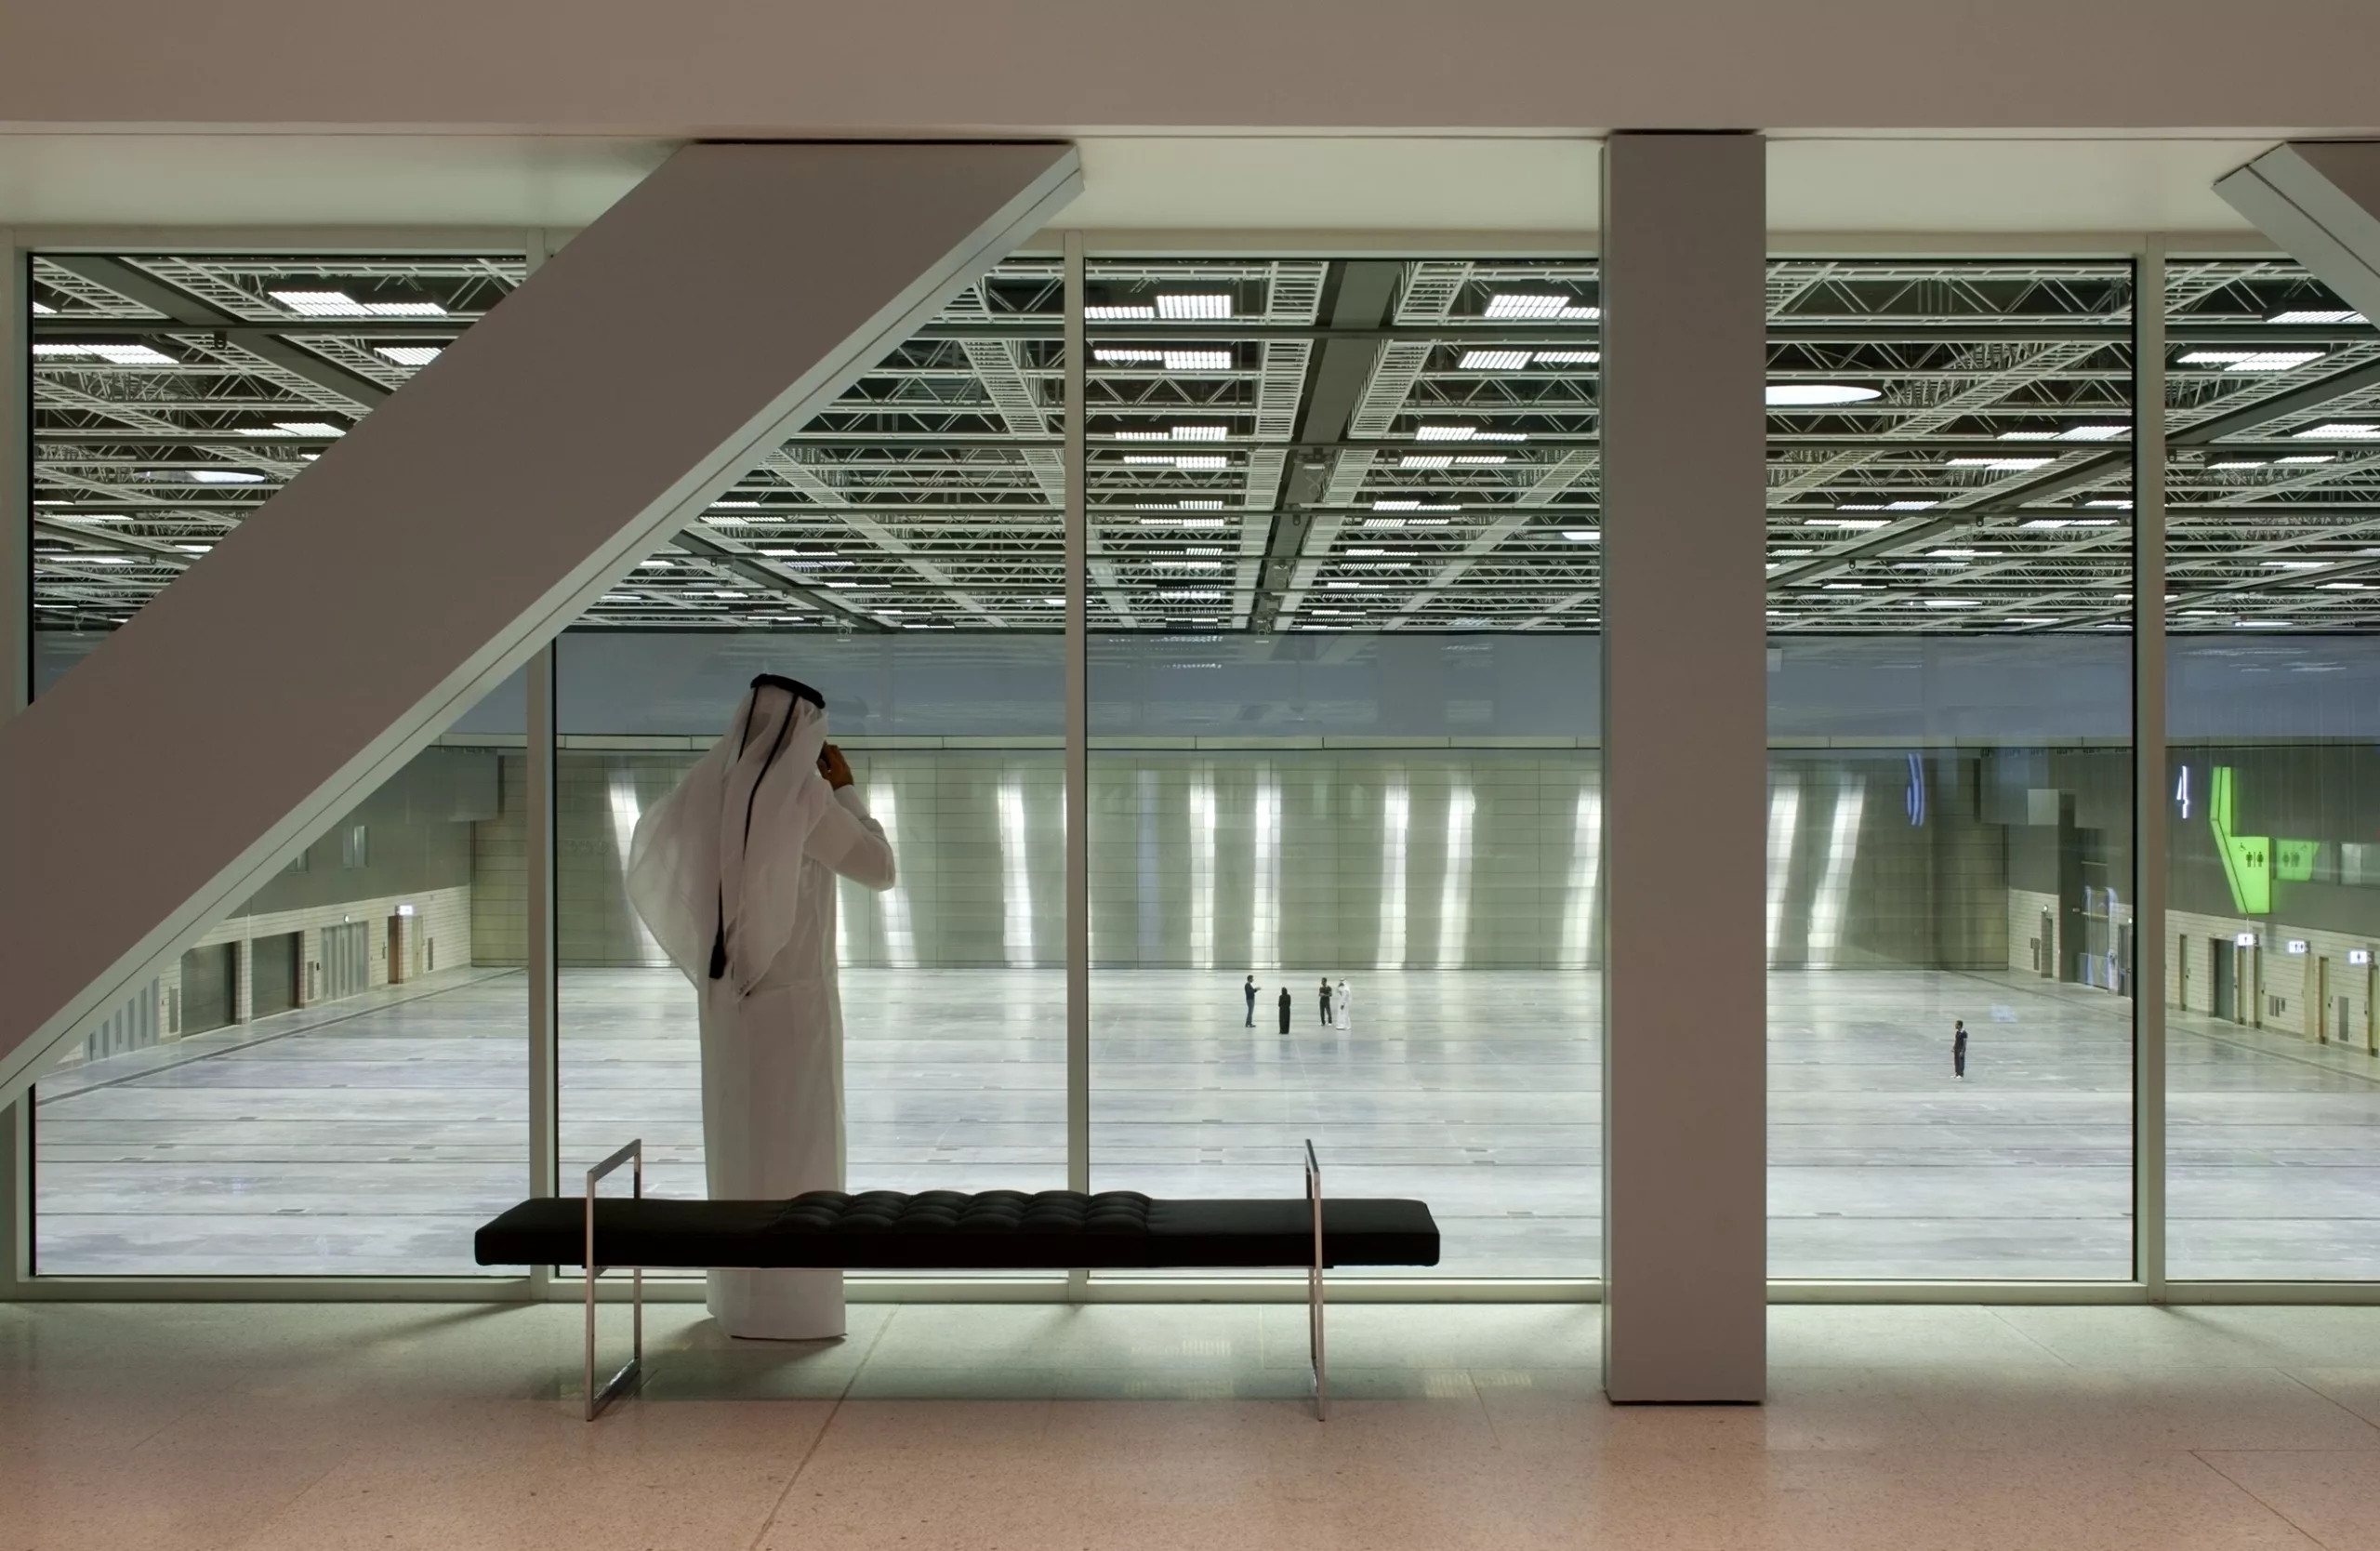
(1319, 976, 1335, 1027)
(1277, 986, 1292, 1036)
(1952, 1019, 1968, 1080)
(1244, 974, 1257, 1027)
(1336, 978, 1352, 1033)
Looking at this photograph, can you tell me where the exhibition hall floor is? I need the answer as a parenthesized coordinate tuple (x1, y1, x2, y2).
(28, 967, 2380, 1280)
(7, 1301, 2380, 1549)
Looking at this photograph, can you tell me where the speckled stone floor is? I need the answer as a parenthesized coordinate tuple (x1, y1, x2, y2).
(7, 1300, 2380, 1550)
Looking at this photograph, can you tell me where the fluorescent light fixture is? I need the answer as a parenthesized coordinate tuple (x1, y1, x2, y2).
(1946, 457, 2055, 470)
(1452, 454, 1507, 465)
(1415, 426, 1479, 442)
(2208, 459, 2267, 469)
(2278, 454, 2336, 463)
(713, 590, 747, 600)
(1928, 549, 1998, 558)
(2181, 349, 2325, 372)
(1532, 351, 1600, 365)
(825, 580, 860, 588)
(1156, 294, 1232, 319)
(2295, 423, 2380, 439)
(277, 420, 343, 436)
(2005, 616, 2060, 626)
(2070, 518, 2120, 527)
(364, 301, 447, 316)
(2269, 309, 2365, 324)
(1458, 350, 1533, 370)
(710, 499, 760, 509)
(1152, 560, 1224, 569)
(178, 543, 213, 554)
(188, 470, 265, 484)
(1924, 599, 1982, 608)
(1095, 348, 1162, 363)
(375, 346, 443, 365)
(1084, 303, 1155, 321)
(1311, 608, 1363, 617)
(2319, 581, 2371, 590)
(33, 342, 176, 365)
(2264, 560, 2327, 569)
(86, 556, 134, 565)
(1766, 384, 1882, 406)
(1805, 518, 1890, 529)
(1160, 589, 1225, 600)
(1347, 547, 1404, 556)
(1886, 500, 1937, 511)
(1823, 582, 1872, 590)
(31, 300, 55, 314)
(1170, 425, 1227, 441)
(271, 290, 369, 315)
(1772, 547, 1813, 556)
(1483, 294, 1599, 320)
(1325, 580, 1364, 590)
(1561, 529, 1601, 541)
(1400, 455, 1453, 469)
(1372, 499, 1460, 511)
(2234, 619, 2291, 629)
(2058, 425, 2129, 441)
(1122, 454, 1228, 470)
(636, 559, 673, 568)
(2084, 499, 2133, 509)
(1108, 431, 1170, 441)
(1998, 431, 2060, 441)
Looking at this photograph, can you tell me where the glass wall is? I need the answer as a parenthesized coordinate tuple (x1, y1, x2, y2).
(27, 249, 526, 1275)
(2162, 259, 2380, 1280)
(553, 259, 1072, 1248)
(1084, 258, 1604, 1278)
(1764, 259, 2136, 1279)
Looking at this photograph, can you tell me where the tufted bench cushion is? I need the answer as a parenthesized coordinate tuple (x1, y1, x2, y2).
(475, 1188, 1440, 1270)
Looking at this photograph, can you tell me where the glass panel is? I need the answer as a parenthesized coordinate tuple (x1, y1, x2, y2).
(27, 249, 527, 1276)
(1085, 258, 1604, 1278)
(555, 260, 1071, 1278)
(30, 251, 517, 656)
(2162, 258, 2380, 1279)
(33, 679, 529, 1274)
(1765, 259, 2135, 1279)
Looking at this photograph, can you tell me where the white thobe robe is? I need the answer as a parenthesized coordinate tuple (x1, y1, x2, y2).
(624, 681, 895, 1340)
(1336, 982, 1352, 1032)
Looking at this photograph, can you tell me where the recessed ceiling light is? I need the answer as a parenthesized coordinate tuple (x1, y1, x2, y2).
(33, 342, 177, 365)
(1156, 295, 1232, 320)
(375, 346, 443, 366)
(2268, 309, 2365, 325)
(1766, 384, 1882, 406)
(1483, 294, 1599, 320)
(1458, 350, 1532, 371)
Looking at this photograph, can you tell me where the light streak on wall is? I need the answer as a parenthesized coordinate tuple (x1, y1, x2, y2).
(1806, 778, 1866, 961)
(1559, 784, 1601, 969)
(1250, 776, 1281, 968)
(1765, 774, 1802, 964)
(868, 782, 916, 970)
(1378, 782, 1410, 968)
(606, 768, 663, 961)
(1188, 774, 1217, 970)
(998, 782, 1036, 967)
(1437, 786, 1476, 968)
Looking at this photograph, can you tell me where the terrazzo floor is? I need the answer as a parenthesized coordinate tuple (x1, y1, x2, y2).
(27, 966, 2380, 1280)
(8, 1300, 2380, 1549)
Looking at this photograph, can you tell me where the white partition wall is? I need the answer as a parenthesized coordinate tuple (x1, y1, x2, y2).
(1599, 134, 1768, 1400)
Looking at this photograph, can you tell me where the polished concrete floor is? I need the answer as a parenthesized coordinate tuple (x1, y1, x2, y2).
(7, 1300, 2380, 1549)
(28, 966, 2380, 1280)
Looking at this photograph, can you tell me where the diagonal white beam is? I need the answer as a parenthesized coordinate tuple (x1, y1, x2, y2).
(0, 141, 1080, 1098)
(2218, 142, 2380, 324)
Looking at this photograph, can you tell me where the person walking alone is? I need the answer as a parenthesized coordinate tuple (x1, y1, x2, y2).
(1336, 978, 1352, 1033)
(1276, 986, 1292, 1036)
(1319, 975, 1334, 1027)
(1952, 1018, 1968, 1080)
(1244, 974, 1257, 1027)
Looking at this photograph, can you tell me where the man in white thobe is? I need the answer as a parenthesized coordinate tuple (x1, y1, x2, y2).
(623, 674, 895, 1340)
(1336, 978, 1353, 1033)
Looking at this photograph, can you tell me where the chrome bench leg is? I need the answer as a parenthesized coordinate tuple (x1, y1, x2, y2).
(1306, 1138, 1327, 1421)
(583, 1139, 645, 1421)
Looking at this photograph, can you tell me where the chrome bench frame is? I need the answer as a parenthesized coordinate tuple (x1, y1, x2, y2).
(578, 1137, 1334, 1422)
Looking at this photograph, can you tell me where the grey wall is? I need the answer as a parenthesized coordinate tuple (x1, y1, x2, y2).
(237, 746, 498, 920)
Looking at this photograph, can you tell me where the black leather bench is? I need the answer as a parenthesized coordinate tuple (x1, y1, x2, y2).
(475, 1139, 1439, 1418)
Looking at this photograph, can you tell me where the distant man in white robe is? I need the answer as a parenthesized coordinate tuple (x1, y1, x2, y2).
(624, 674, 895, 1340)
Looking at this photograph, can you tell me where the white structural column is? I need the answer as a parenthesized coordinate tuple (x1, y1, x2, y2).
(2133, 244, 2168, 1298)
(1599, 134, 1767, 1403)
(0, 232, 26, 1292)
(0, 143, 1081, 1098)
